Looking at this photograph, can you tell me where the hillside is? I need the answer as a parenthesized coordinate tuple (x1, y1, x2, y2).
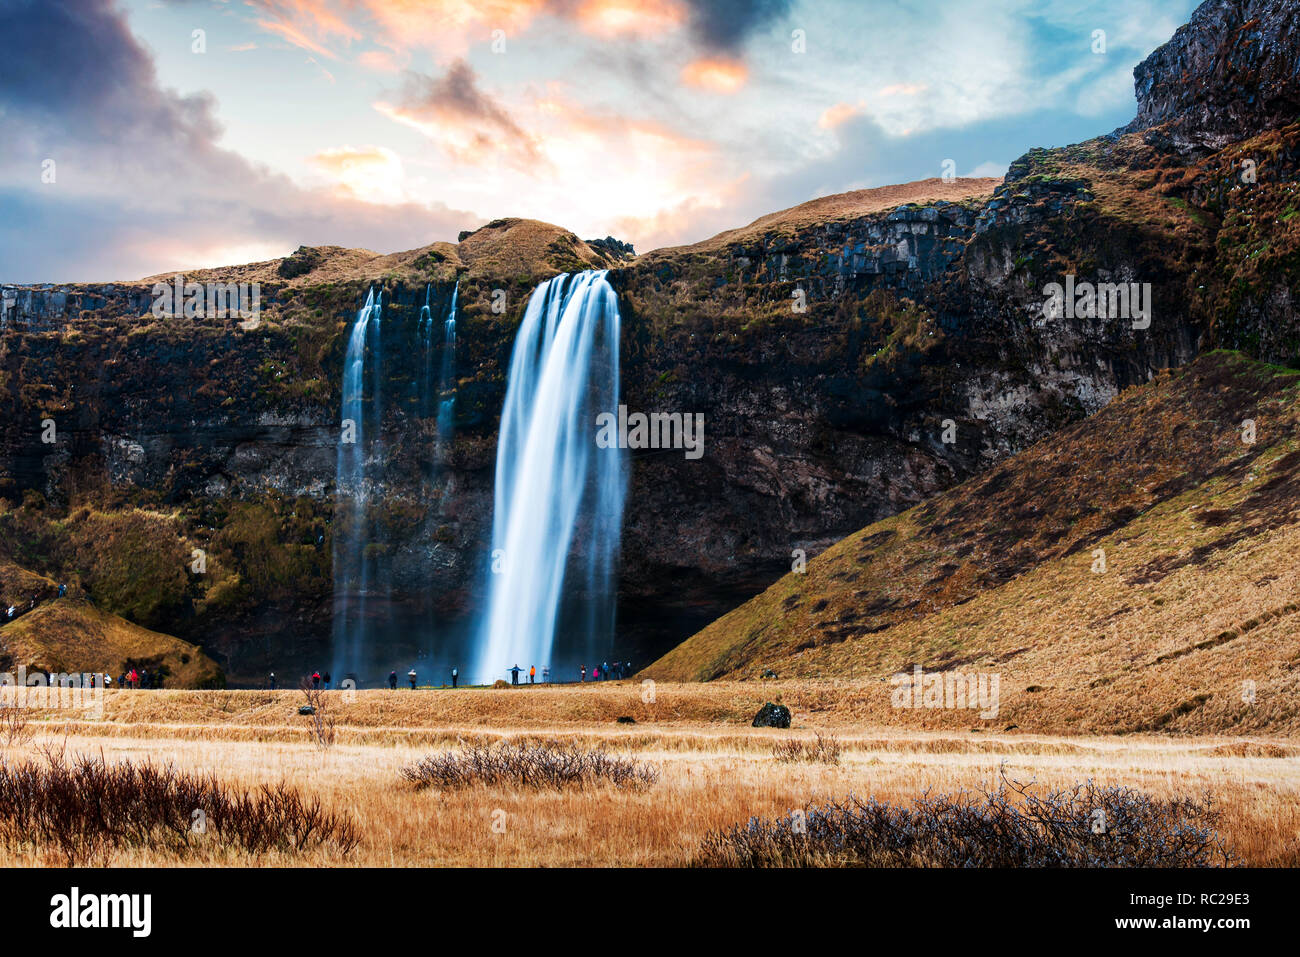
(642, 176, 1000, 257)
(135, 218, 625, 288)
(644, 352, 1300, 735)
(0, 597, 221, 687)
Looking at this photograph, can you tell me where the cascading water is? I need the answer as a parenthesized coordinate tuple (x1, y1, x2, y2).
(418, 284, 434, 418)
(473, 271, 626, 684)
(332, 287, 379, 679)
(435, 281, 458, 462)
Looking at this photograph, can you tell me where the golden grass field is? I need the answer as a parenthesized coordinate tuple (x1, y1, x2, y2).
(4, 681, 1298, 867)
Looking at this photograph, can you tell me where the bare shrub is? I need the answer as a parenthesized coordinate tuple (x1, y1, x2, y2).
(0, 753, 358, 864)
(402, 740, 658, 791)
(0, 705, 33, 749)
(696, 769, 1233, 868)
(300, 679, 336, 749)
(772, 732, 842, 765)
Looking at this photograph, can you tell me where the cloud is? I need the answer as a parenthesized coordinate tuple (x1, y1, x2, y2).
(573, 0, 687, 37)
(878, 83, 927, 97)
(0, 0, 477, 281)
(681, 57, 748, 93)
(682, 0, 793, 52)
(249, 0, 361, 58)
(375, 62, 543, 170)
(236, 0, 790, 60)
(819, 101, 864, 129)
(310, 145, 407, 203)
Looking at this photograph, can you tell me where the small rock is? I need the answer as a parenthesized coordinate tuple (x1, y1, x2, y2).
(761, 668, 778, 679)
(1003, 723, 1019, 732)
(616, 715, 636, 724)
(298, 705, 315, 715)
(752, 702, 792, 728)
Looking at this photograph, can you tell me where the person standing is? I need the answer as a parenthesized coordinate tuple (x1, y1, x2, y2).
(580, 665, 586, 683)
(408, 668, 417, 689)
(529, 665, 535, 685)
(509, 664, 522, 686)
(269, 672, 276, 690)
(389, 670, 398, 690)
(451, 667, 458, 688)
(311, 671, 321, 689)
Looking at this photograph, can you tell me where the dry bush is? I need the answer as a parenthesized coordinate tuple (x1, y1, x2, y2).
(772, 732, 842, 765)
(402, 740, 658, 791)
(0, 752, 358, 864)
(696, 770, 1233, 868)
(300, 680, 336, 749)
(0, 705, 33, 748)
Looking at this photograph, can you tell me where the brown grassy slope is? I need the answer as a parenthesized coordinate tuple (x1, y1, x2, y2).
(134, 218, 618, 287)
(129, 177, 1000, 287)
(642, 176, 1000, 258)
(0, 599, 221, 686)
(643, 351, 1300, 735)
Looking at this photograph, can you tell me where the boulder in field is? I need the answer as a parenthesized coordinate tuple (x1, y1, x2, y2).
(752, 702, 791, 728)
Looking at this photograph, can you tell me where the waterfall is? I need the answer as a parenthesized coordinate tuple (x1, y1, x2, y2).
(435, 281, 458, 461)
(418, 284, 433, 418)
(332, 287, 384, 681)
(332, 288, 374, 679)
(473, 270, 626, 684)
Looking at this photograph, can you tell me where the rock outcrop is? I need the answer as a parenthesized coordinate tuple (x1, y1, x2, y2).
(1124, 0, 1300, 155)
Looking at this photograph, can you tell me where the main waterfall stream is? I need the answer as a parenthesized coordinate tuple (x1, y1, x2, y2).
(473, 270, 627, 683)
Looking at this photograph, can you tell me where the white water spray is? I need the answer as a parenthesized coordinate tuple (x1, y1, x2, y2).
(473, 271, 626, 683)
(332, 287, 380, 676)
(435, 280, 458, 461)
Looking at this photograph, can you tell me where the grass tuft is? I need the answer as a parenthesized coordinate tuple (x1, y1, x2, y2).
(696, 770, 1232, 868)
(401, 740, 659, 791)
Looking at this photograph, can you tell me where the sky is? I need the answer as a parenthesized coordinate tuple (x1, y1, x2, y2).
(0, 0, 1201, 282)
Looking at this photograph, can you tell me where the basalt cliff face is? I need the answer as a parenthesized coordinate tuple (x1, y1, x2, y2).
(2, 0, 1299, 685)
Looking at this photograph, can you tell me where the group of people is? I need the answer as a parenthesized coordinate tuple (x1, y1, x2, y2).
(2, 583, 69, 623)
(264, 660, 635, 690)
(116, 667, 161, 689)
(388, 667, 462, 689)
(579, 661, 632, 682)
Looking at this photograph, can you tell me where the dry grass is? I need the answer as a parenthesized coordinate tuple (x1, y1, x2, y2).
(644, 177, 1001, 257)
(2, 685, 1296, 867)
(772, 732, 843, 765)
(0, 599, 220, 686)
(697, 770, 1233, 867)
(646, 353, 1300, 737)
(0, 749, 358, 865)
(401, 740, 658, 791)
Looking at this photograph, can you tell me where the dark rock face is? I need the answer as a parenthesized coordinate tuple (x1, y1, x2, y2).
(585, 236, 636, 261)
(1125, 0, 1300, 155)
(752, 702, 792, 728)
